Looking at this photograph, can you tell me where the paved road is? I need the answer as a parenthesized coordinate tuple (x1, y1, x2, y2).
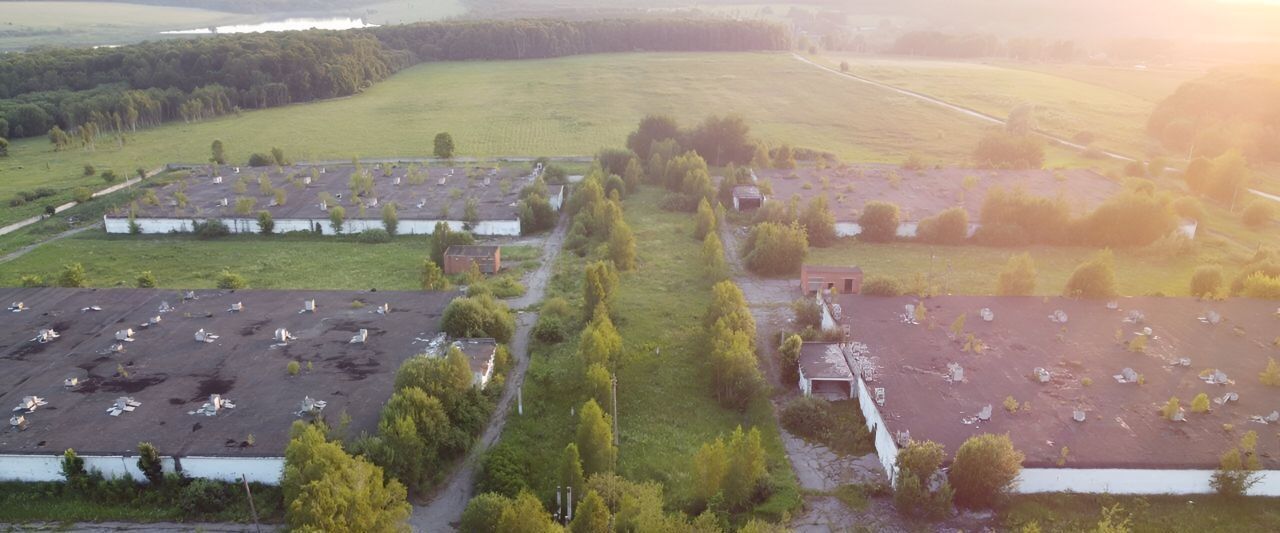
(791, 54, 1280, 205)
(409, 212, 569, 532)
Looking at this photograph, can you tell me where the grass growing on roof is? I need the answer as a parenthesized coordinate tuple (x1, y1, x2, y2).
(0, 229, 539, 291)
(1001, 493, 1280, 532)
(496, 188, 800, 519)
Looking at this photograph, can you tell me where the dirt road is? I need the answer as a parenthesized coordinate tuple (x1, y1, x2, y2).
(410, 213, 569, 532)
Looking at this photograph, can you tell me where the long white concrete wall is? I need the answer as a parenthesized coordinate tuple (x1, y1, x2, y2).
(105, 216, 521, 236)
(1018, 468, 1280, 496)
(0, 454, 283, 484)
(855, 376, 899, 485)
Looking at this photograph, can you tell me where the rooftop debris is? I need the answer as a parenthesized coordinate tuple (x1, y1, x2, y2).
(8, 302, 26, 312)
(107, 397, 141, 417)
(194, 329, 219, 343)
(228, 302, 244, 313)
(31, 328, 59, 343)
(350, 329, 368, 344)
(296, 396, 327, 417)
(12, 396, 48, 413)
(80, 306, 102, 313)
(189, 394, 235, 416)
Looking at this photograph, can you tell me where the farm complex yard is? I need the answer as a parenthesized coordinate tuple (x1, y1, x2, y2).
(0, 52, 1000, 228)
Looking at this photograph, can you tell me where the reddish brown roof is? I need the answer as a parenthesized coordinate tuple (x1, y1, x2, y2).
(835, 294, 1280, 469)
(445, 245, 500, 258)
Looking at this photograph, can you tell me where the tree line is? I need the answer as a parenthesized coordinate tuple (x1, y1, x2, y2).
(0, 18, 788, 142)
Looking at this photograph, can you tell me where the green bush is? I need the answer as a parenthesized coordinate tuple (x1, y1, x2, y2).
(101, 170, 118, 183)
(257, 211, 274, 235)
(1063, 250, 1118, 299)
(779, 396, 833, 440)
(357, 228, 392, 243)
(179, 479, 232, 515)
(1242, 200, 1275, 228)
(58, 263, 88, 288)
(861, 275, 902, 296)
(476, 445, 528, 498)
(216, 270, 247, 290)
(949, 433, 1024, 509)
(247, 153, 273, 167)
(73, 187, 93, 203)
(742, 221, 808, 275)
(460, 492, 508, 533)
(973, 130, 1044, 169)
(916, 206, 969, 245)
(192, 219, 230, 239)
(858, 201, 900, 242)
(1190, 265, 1224, 298)
(441, 294, 515, 343)
(136, 271, 157, 289)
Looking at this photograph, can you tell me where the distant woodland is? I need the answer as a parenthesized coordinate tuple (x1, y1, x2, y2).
(1148, 66, 1280, 163)
(0, 19, 788, 141)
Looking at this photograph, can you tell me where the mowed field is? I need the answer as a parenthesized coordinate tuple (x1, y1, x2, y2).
(0, 52, 997, 227)
(817, 54, 1201, 159)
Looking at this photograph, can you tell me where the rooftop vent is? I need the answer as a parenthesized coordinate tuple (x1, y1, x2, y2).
(64, 377, 80, 389)
(274, 328, 296, 344)
(1115, 367, 1139, 384)
(189, 394, 235, 416)
(183, 291, 197, 301)
(13, 396, 48, 413)
(416, 199, 426, 209)
(115, 329, 135, 342)
(946, 362, 964, 383)
(438, 177, 447, 186)
(1176, 358, 1191, 367)
(10, 415, 28, 430)
(350, 329, 368, 344)
(158, 301, 173, 313)
(1199, 310, 1222, 324)
(977, 404, 993, 421)
(1125, 310, 1145, 323)
(228, 302, 243, 313)
(319, 200, 327, 211)
(296, 396, 328, 417)
(217, 198, 228, 207)
(1106, 300, 1119, 310)
(979, 308, 994, 322)
(394, 176, 402, 185)
(31, 329, 59, 343)
(1049, 310, 1068, 323)
(874, 387, 886, 406)
(8, 302, 27, 312)
(319, 167, 326, 174)
(1201, 370, 1230, 385)
(81, 305, 102, 312)
(233, 167, 240, 173)
(895, 430, 911, 447)
(109, 343, 125, 354)
(195, 329, 219, 343)
(1214, 392, 1239, 406)
(303, 176, 312, 184)
(376, 303, 390, 315)
(1034, 367, 1051, 383)
(301, 299, 316, 313)
(213, 176, 223, 184)
(107, 397, 141, 417)
(1072, 410, 1086, 423)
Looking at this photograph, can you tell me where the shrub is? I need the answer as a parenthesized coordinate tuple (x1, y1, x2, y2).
(477, 445, 528, 497)
(916, 207, 969, 245)
(1171, 196, 1205, 222)
(894, 440, 953, 518)
(792, 298, 822, 330)
(741, 222, 807, 275)
(357, 228, 392, 243)
(1063, 250, 1117, 299)
(288, 360, 301, 376)
(1192, 393, 1211, 413)
(216, 270, 247, 289)
(460, 492, 508, 533)
(858, 201, 900, 242)
(973, 131, 1045, 169)
(136, 442, 164, 485)
(20, 274, 45, 287)
(328, 206, 346, 234)
(257, 211, 274, 235)
(442, 294, 515, 343)
(1242, 200, 1275, 228)
(136, 271, 157, 288)
(73, 187, 92, 203)
(247, 153, 273, 167)
(948, 433, 1024, 508)
(1211, 431, 1261, 497)
(997, 253, 1037, 296)
(83, 164, 96, 176)
(1241, 272, 1280, 299)
(101, 170, 118, 183)
(193, 219, 230, 239)
(1077, 191, 1177, 247)
(978, 186, 1069, 245)
(779, 396, 832, 440)
(861, 276, 902, 296)
(778, 334, 803, 385)
(58, 263, 88, 288)
(1261, 358, 1280, 386)
(179, 479, 232, 515)
(1190, 265, 1224, 298)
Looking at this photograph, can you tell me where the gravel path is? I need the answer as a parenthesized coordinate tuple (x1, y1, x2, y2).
(409, 212, 569, 532)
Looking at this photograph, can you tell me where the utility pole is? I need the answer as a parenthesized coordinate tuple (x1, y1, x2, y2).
(517, 385, 523, 415)
(241, 474, 261, 533)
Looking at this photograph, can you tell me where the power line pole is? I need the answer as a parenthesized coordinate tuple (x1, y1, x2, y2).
(241, 474, 261, 533)
(611, 374, 619, 446)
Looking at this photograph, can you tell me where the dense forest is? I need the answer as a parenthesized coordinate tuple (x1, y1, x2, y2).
(1147, 66, 1280, 163)
(0, 18, 789, 142)
(38, 0, 387, 14)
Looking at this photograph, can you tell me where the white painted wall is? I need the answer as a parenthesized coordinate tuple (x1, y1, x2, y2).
(834, 222, 919, 238)
(855, 376, 899, 484)
(1018, 468, 1280, 496)
(105, 216, 521, 236)
(0, 454, 283, 484)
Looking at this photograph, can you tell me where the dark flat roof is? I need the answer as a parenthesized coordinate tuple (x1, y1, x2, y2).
(835, 294, 1280, 469)
(750, 164, 1117, 222)
(0, 287, 458, 457)
(733, 185, 763, 199)
(446, 245, 501, 257)
(451, 338, 498, 375)
(110, 164, 563, 222)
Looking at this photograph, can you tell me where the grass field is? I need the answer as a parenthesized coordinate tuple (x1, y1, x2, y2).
(1003, 493, 1280, 532)
(997, 62, 1202, 103)
(497, 188, 800, 520)
(804, 239, 1246, 297)
(0, 1, 248, 50)
(817, 54, 1173, 159)
(0, 52, 1003, 228)
(0, 229, 538, 290)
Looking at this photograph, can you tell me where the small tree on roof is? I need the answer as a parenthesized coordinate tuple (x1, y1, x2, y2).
(1212, 430, 1262, 497)
(1260, 357, 1280, 386)
(1160, 397, 1181, 420)
(1191, 393, 1211, 413)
